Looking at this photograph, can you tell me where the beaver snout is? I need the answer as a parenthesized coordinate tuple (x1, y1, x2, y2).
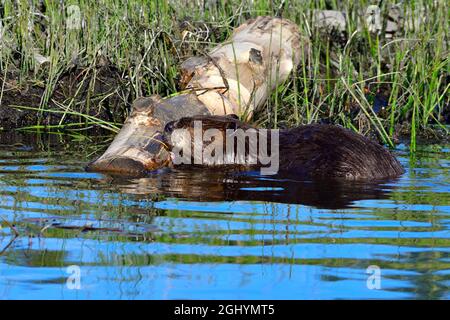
(164, 120, 177, 134)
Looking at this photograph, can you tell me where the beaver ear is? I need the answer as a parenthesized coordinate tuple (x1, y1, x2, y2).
(227, 114, 239, 120)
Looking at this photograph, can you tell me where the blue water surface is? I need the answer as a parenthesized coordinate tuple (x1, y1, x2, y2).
(0, 133, 449, 299)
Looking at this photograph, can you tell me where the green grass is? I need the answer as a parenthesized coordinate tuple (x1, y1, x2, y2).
(0, 0, 448, 150)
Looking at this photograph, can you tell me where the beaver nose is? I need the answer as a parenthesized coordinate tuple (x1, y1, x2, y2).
(164, 120, 177, 134)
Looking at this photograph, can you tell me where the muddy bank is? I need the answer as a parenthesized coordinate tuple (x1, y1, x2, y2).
(0, 61, 129, 131)
(3, 56, 447, 144)
(1, 68, 449, 144)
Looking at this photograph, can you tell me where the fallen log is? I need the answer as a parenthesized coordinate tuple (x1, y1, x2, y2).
(86, 16, 305, 174)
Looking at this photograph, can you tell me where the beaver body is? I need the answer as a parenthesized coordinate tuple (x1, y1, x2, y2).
(162, 115, 404, 180)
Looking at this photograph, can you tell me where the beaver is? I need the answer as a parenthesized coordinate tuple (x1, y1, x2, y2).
(162, 115, 404, 180)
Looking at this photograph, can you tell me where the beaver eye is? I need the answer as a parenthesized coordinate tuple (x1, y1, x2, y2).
(164, 121, 176, 133)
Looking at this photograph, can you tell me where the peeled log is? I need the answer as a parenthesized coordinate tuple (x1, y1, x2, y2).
(86, 17, 305, 174)
(180, 16, 304, 116)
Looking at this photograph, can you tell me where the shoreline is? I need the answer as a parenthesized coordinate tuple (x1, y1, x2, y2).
(1, 2, 448, 146)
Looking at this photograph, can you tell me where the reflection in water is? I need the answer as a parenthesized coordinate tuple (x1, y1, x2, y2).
(0, 132, 449, 299)
(106, 169, 399, 209)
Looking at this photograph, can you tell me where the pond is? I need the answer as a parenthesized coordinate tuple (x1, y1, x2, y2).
(0, 131, 449, 299)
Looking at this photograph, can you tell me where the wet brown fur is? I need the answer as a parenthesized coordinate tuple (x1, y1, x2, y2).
(163, 115, 404, 180)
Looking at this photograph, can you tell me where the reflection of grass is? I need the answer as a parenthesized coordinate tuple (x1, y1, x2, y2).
(4, 249, 68, 268)
(6, 246, 447, 275)
(0, 1, 448, 150)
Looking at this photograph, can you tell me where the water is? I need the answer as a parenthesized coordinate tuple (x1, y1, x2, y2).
(0, 131, 449, 300)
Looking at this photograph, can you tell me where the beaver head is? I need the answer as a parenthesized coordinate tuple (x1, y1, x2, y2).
(162, 115, 262, 169)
